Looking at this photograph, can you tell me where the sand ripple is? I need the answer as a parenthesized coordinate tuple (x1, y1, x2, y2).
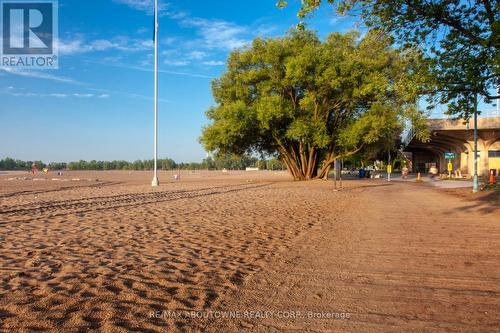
(0, 172, 337, 332)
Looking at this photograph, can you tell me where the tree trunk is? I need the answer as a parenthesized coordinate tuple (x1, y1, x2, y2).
(317, 152, 336, 179)
(279, 141, 364, 180)
(319, 164, 332, 180)
(278, 147, 304, 180)
(279, 142, 319, 181)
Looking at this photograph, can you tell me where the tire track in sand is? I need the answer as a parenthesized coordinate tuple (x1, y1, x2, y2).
(0, 181, 122, 199)
(0, 182, 273, 224)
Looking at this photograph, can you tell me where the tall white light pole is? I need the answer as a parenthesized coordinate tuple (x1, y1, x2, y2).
(473, 94, 478, 193)
(151, 0, 160, 187)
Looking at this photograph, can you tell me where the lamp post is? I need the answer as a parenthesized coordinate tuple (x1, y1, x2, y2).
(473, 93, 478, 193)
(151, 0, 160, 187)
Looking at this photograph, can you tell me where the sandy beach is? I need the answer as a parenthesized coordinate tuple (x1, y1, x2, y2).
(0, 171, 499, 332)
(0, 171, 335, 332)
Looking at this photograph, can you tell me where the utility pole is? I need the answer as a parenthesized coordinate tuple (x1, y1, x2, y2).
(151, 0, 160, 187)
(473, 93, 478, 193)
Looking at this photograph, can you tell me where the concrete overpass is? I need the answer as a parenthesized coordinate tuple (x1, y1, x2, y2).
(403, 117, 500, 177)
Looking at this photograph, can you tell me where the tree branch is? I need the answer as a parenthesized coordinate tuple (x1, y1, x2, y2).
(481, 0, 495, 28)
(407, 1, 485, 46)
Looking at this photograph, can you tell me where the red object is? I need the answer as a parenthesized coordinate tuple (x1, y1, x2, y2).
(490, 170, 496, 185)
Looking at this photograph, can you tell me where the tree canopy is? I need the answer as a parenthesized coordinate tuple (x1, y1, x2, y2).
(278, 0, 500, 118)
(200, 30, 428, 180)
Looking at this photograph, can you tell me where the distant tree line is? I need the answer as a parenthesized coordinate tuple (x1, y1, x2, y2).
(202, 154, 285, 171)
(0, 154, 285, 171)
(0, 158, 65, 171)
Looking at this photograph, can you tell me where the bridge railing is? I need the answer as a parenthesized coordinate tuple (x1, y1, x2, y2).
(401, 126, 415, 149)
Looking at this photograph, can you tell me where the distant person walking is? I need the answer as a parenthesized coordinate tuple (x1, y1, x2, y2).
(402, 165, 409, 179)
(429, 165, 438, 181)
(31, 163, 37, 175)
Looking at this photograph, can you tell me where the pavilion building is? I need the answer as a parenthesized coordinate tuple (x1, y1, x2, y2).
(403, 116, 500, 177)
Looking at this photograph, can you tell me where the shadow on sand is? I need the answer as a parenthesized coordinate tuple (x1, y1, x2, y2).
(452, 190, 500, 215)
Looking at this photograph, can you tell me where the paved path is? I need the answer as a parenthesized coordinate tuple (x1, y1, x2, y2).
(202, 181, 500, 332)
(391, 175, 478, 188)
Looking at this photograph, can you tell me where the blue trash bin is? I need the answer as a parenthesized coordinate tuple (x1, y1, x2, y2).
(359, 169, 366, 179)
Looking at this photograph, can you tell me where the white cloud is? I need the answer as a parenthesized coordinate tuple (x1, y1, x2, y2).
(0, 68, 78, 84)
(10, 92, 38, 97)
(160, 50, 209, 66)
(164, 59, 190, 66)
(112, 0, 167, 14)
(0, 87, 110, 99)
(113, 1, 272, 77)
(202, 60, 224, 66)
(50, 93, 67, 98)
(85, 58, 212, 79)
(113, 0, 188, 20)
(181, 18, 249, 50)
(187, 51, 206, 60)
(120, 62, 211, 78)
(73, 93, 94, 98)
(57, 36, 153, 55)
(88, 87, 172, 104)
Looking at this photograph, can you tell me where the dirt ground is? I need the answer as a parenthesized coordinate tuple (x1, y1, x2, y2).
(0, 171, 499, 332)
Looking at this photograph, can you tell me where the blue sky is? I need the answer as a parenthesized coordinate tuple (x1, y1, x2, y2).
(0, 0, 358, 163)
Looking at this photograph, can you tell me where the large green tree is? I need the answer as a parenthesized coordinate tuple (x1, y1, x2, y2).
(278, 0, 499, 117)
(200, 31, 428, 180)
